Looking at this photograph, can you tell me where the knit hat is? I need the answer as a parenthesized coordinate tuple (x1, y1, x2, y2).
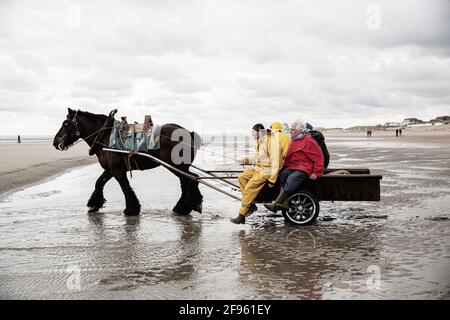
(252, 123, 265, 131)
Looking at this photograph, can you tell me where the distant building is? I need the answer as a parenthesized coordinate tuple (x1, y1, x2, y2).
(402, 118, 424, 126)
(430, 116, 450, 124)
(346, 126, 367, 131)
(384, 122, 401, 128)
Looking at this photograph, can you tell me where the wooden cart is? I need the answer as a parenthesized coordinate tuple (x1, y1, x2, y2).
(104, 148, 382, 225)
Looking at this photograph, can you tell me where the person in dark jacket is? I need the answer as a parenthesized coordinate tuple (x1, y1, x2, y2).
(305, 122, 330, 169)
(264, 119, 325, 213)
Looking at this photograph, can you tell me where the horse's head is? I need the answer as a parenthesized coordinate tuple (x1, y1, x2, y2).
(53, 108, 82, 150)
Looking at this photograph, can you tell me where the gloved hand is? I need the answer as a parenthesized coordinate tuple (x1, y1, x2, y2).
(310, 174, 318, 180)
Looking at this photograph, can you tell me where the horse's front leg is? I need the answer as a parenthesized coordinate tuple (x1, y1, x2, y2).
(112, 170, 141, 216)
(87, 170, 112, 213)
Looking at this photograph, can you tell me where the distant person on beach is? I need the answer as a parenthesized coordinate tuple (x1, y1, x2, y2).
(264, 119, 325, 213)
(396, 129, 399, 137)
(231, 123, 284, 224)
(17, 135, 21, 143)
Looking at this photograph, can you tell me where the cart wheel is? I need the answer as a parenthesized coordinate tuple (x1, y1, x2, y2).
(282, 191, 320, 225)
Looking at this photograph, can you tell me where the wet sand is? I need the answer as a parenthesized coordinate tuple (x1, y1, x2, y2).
(0, 142, 95, 195)
(325, 124, 450, 144)
(0, 133, 449, 299)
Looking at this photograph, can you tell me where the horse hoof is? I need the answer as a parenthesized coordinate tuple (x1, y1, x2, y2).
(172, 208, 191, 216)
(194, 202, 203, 214)
(124, 209, 140, 216)
(88, 207, 100, 213)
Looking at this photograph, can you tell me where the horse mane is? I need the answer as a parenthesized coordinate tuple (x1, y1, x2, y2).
(77, 110, 108, 122)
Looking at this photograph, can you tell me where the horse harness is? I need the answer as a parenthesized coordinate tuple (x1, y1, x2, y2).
(88, 109, 118, 156)
(65, 109, 115, 153)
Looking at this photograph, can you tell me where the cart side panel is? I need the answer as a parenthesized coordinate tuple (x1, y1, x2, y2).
(253, 174, 382, 203)
(324, 168, 370, 175)
(308, 175, 382, 201)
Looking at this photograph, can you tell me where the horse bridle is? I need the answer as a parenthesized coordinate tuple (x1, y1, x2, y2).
(62, 108, 118, 155)
(64, 110, 81, 139)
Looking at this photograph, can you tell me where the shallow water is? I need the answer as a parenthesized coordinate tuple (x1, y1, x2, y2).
(0, 137, 449, 299)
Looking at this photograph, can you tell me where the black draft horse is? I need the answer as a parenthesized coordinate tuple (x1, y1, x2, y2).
(53, 108, 203, 216)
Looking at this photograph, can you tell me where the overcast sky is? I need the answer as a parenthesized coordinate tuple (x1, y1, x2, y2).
(0, 0, 449, 135)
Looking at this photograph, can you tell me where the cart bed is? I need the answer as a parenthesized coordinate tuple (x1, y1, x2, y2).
(255, 169, 382, 203)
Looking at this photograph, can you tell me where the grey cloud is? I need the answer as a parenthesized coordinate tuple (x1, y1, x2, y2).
(0, 59, 39, 92)
(162, 79, 210, 94)
(238, 77, 290, 98)
(0, 0, 449, 135)
(0, 91, 38, 112)
(365, 0, 450, 52)
(70, 68, 134, 104)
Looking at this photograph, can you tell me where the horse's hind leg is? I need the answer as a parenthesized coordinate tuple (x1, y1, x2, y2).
(87, 170, 112, 213)
(173, 174, 190, 215)
(185, 170, 203, 214)
(157, 137, 203, 215)
(112, 170, 141, 216)
(172, 169, 203, 215)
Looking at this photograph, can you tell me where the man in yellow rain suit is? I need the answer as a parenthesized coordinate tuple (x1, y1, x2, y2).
(230, 123, 285, 224)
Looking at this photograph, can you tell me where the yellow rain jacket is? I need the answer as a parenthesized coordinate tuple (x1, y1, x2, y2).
(251, 131, 284, 184)
(270, 121, 291, 158)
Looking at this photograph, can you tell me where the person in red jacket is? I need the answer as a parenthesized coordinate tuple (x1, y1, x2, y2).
(264, 119, 325, 213)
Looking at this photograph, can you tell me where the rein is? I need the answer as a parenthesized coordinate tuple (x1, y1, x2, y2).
(64, 125, 114, 149)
